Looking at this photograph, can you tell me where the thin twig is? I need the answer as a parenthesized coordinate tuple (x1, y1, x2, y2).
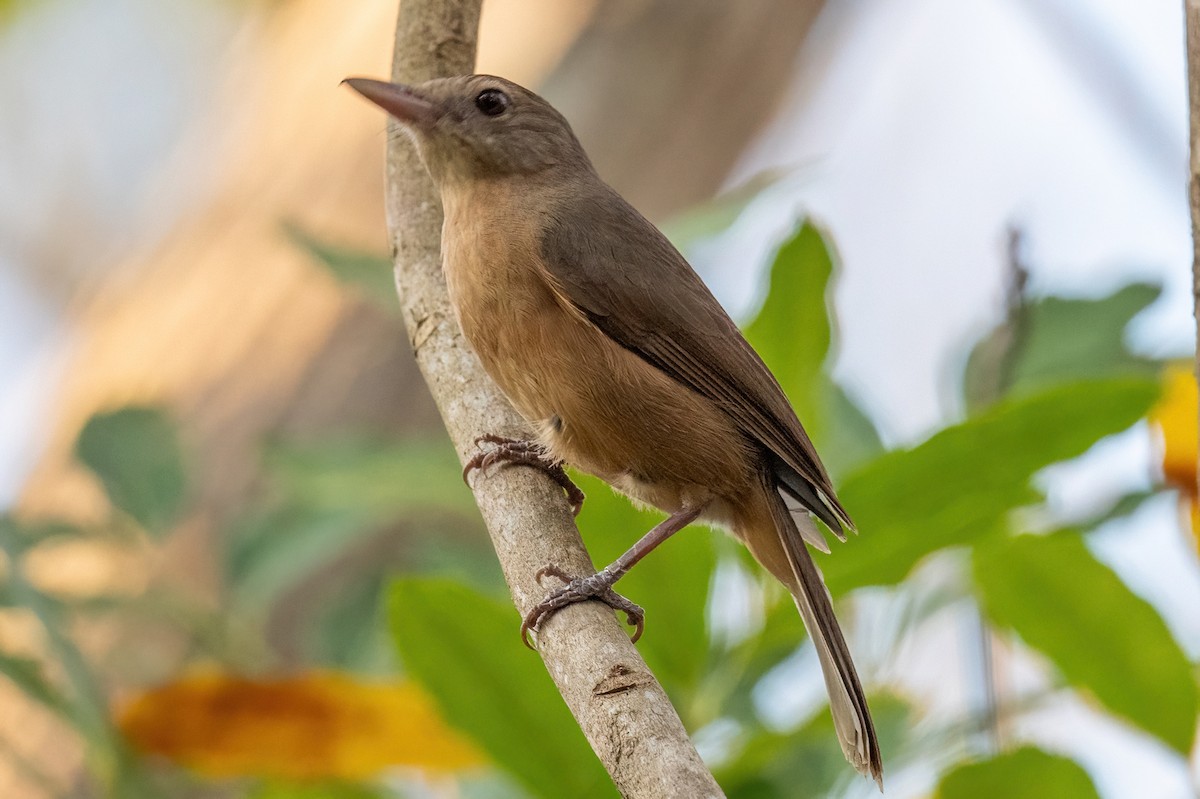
(381, 1, 725, 796)
(971, 227, 1031, 754)
(1187, 1, 1200, 505)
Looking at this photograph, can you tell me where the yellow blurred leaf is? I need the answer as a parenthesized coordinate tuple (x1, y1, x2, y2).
(1152, 364, 1199, 493)
(118, 671, 483, 780)
(1150, 364, 1200, 553)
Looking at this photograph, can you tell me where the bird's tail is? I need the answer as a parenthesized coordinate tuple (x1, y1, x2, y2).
(760, 473, 883, 788)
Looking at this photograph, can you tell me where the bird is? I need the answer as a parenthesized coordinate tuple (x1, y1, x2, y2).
(344, 74, 882, 785)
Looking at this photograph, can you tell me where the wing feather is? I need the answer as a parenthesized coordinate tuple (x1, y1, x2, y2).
(538, 184, 853, 532)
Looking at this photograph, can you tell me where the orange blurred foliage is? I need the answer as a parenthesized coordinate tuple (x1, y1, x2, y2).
(1150, 364, 1200, 550)
(118, 671, 483, 780)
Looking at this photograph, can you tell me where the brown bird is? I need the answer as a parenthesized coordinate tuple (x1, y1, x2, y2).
(345, 74, 882, 784)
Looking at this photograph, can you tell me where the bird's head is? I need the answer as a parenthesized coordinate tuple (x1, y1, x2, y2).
(344, 74, 591, 185)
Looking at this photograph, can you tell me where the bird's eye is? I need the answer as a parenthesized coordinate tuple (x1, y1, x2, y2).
(475, 89, 510, 117)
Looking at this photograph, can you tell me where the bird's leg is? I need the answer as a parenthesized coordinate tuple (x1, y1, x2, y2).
(463, 434, 585, 516)
(521, 504, 704, 648)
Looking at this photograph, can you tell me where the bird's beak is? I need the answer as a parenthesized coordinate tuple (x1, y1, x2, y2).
(342, 77, 438, 128)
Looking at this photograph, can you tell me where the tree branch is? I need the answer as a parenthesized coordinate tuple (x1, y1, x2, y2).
(1188, 0, 1200, 501)
(383, 1, 725, 796)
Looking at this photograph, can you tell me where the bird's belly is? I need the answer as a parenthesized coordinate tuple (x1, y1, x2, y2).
(463, 296, 758, 514)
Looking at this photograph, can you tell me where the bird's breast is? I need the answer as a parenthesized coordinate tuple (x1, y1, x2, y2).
(440, 181, 573, 420)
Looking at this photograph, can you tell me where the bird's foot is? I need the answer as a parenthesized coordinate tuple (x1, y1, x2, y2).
(463, 434, 584, 516)
(520, 564, 645, 649)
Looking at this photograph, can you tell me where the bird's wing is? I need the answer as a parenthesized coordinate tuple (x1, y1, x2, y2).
(538, 184, 853, 533)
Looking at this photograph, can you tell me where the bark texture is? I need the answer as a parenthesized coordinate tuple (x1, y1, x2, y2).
(1188, 0, 1200, 500)
(384, 1, 725, 796)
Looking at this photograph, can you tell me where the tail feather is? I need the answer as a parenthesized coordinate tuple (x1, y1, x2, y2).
(772, 453, 854, 537)
(765, 478, 883, 788)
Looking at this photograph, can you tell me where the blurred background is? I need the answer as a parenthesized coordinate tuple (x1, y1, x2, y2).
(0, 0, 1197, 797)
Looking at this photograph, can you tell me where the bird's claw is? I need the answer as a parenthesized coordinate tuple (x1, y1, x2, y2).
(463, 435, 585, 516)
(520, 564, 645, 649)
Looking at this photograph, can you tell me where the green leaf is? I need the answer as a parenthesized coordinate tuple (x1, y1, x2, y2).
(409, 533, 509, 595)
(0, 0, 21, 25)
(574, 474, 715, 699)
(936, 747, 1100, 799)
(225, 504, 376, 610)
(226, 436, 479, 609)
(745, 221, 832, 403)
(822, 383, 884, 477)
(0, 654, 67, 718)
(744, 222, 882, 477)
(390, 578, 614, 799)
(974, 532, 1198, 752)
(964, 283, 1161, 409)
(265, 436, 474, 517)
(305, 570, 394, 674)
(285, 223, 397, 312)
(75, 407, 187, 534)
(820, 377, 1160, 594)
(250, 781, 385, 799)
